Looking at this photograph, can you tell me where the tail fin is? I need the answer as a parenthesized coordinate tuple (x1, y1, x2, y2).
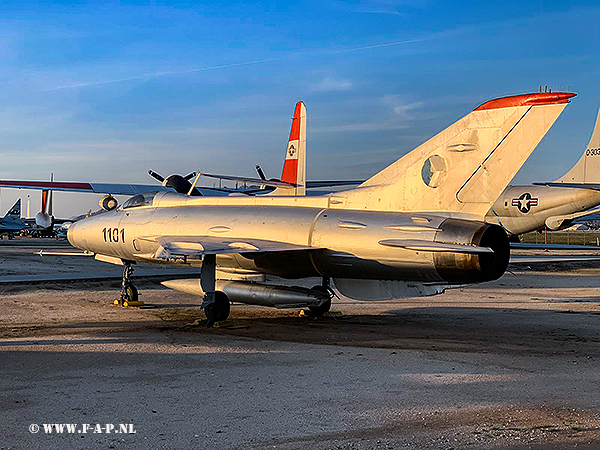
(330, 92, 575, 218)
(4, 199, 21, 219)
(555, 107, 600, 183)
(275, 101, 306, 196)
(41, 189, 49, 214)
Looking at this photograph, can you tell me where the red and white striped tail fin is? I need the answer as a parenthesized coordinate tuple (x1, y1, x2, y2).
(277, 101, 306, 196)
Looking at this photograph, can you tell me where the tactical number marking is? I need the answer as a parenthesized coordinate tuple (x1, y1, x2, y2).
(102, 228, 125, 243)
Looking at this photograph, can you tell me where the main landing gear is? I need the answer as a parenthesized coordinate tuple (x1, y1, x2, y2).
(200, 254, 231, 328)
(118, 262, 138, 306)
(308, 277, 334, 317)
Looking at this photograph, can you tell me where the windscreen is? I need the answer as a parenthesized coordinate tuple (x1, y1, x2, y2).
(122, 192, 157, 209)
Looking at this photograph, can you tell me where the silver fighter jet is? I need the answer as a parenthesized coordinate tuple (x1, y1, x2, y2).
(66, 92, 575, 326)
(0, 199, 27, 238)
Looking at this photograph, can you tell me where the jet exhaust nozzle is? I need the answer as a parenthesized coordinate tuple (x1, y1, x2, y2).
(433, 219, 510, 283)
(35, 212, 52, 229)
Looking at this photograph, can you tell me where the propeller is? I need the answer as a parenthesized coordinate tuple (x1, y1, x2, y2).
(148, 170, 165, 183)
(255, 165, 266, 181)
(255, 165, 279, 190)
(148, 170, 202, 196)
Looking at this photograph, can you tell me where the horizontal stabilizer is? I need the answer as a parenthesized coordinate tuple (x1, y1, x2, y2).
(378, 239, 494, 254)
(200, 173, 362, 189)
(200, 173, 296, 188)
(533, 181, 600, 191)
(543, 206, 600, 230)
(510, 242, 600, 250)
(510, 255, 600, 264)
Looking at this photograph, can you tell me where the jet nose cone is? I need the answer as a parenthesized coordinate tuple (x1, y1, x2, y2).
(67, 220, 83, 248)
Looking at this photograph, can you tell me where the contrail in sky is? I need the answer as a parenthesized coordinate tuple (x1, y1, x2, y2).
(42, 34, 445, 92)
(329, 36, 436, 54)
(43, 58, 283, 91)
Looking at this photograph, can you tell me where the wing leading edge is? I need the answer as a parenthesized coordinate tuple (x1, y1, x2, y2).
(0, 180, 240, 196)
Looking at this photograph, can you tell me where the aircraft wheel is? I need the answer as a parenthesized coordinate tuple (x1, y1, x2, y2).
(205, 291, 230, 327)
(123, 283, 138, 304)
(308, 285, 332, 317)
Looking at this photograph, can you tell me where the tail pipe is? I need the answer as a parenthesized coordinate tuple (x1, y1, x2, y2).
(433, 219, 510, 283)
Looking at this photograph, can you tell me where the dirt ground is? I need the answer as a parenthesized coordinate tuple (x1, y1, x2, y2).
(2, 238, 600, 449)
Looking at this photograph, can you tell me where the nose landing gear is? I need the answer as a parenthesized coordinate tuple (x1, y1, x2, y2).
(117, 262, 138, 306)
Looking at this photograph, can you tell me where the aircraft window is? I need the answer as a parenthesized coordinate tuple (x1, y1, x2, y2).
(122, 192, 156, 209)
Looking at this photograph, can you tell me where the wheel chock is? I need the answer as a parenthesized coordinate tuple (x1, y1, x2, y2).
(213, 320, 234, 328)
(179, 319, 203, 329)
(113, 300, 120, 305)
(123, 301, 145, 307)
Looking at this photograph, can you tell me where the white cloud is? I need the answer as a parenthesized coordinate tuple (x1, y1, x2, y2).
(353, 9, 402, 16)
(383, 95, 424, 121)
(315, 95, 424, 132)
(310, 77, 353, 92)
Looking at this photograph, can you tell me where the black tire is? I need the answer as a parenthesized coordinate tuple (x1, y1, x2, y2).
(123, 283, 138, 303)
(205, 291, 230, 327)
(308, 285, 332, 317)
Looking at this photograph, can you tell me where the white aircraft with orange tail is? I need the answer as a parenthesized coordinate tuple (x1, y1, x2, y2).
(59, 91, 576, 325)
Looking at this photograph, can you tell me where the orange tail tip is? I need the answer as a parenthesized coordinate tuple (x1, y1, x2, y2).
(288, 101, 303, 142)
(474, 92, 576, 111)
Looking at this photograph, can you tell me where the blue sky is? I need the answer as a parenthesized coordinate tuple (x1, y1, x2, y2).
(1, 1, 600, 216)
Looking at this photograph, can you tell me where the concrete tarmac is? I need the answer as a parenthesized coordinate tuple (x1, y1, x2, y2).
(2, 238, 600, 449)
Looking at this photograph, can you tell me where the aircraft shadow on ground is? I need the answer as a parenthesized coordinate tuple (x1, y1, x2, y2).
(3, 305, 600, 356)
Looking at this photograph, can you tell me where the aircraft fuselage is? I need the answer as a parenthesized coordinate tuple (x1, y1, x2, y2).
(486, 185, 600, 235)
(68, 193, 509, 286)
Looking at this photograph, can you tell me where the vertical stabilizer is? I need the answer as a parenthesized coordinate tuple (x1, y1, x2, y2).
(555, 107, 600, 183)
(276, 101, 306, 196)
(329, 92, 575, 218)
(4, 199, 21, 219)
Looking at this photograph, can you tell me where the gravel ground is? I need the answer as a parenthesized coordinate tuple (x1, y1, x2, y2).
(1, 238, 600, 449)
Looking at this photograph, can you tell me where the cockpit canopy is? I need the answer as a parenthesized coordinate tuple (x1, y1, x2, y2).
(122, 192, 158, 209)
